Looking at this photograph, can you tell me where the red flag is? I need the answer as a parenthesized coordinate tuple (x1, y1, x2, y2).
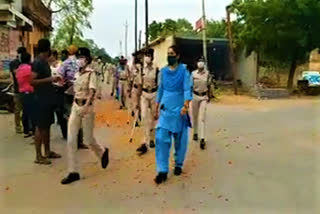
(195, 18, 204, 32)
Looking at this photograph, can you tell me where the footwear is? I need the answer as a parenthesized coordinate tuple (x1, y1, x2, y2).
(200, 139, 206, 150)
(110, 92, 114, 97)
(131, 111, 134, 117)
(136, 144, 148, 156)
(16, 130, 23, 134)
(61, 173, 80, 185)
(120, 106, 123, 110)
(174, 167, 182, 176)
(135, 121, 139, 127)
(78, 143, 89, 150)
(24, 133, 33, 138)
(34, 157, 51, 165)
(101, 148, 109, 169)
(46, 151, 62, 159)
(154, 172, 168, 184)
(149, 140, 155, 148)
(193, 134, 198, 141)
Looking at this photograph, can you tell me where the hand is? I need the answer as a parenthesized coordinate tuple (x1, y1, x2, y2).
(80, 105, 90, 117)
(52, 76, 62, 83)
(154, 109, 160, 120)
(181, 106, 188, 115)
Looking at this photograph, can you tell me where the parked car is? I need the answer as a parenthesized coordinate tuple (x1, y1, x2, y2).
(297, 71, 320, 95)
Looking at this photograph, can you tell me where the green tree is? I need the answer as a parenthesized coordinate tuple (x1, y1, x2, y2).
(206, 19, 226, 38)
(232, 0, 320, 89)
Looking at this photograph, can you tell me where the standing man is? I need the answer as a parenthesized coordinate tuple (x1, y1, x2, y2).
(31, 39, 61, 165)
(61, 47, 109, 185)
(10, 47, 26, 134)
(192, 57, 213, 150)
(117, 56, 130, 109)
(93, 56, 104, 99)
(60, 45, 88, 149)
(136, 49, 159, 155)
(130, 56, 142, 127)
(154, 46, 192, 184)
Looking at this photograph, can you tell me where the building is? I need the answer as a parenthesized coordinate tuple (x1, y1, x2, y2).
(0, 0, 52, 74)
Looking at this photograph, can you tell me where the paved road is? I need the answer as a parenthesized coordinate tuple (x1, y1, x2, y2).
(0, 94, 319, 214)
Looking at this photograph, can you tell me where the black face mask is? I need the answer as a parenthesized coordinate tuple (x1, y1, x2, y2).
(167, 56, 178, 66)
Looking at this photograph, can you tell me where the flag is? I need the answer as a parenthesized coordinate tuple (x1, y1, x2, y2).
(195, 17, 204, 32)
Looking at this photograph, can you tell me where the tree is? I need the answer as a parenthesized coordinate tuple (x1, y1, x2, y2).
(232, 0, 320, 89)
(206, 19, 227, 38)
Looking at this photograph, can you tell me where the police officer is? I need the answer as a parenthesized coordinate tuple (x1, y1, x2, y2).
(192, 57, 213, 150)
(117, 56, 130, 109)
(92, 56, 104, 99)
(136, 49, 159, 155)
(61, 48, 109, 185)
(130, 56, 142, 127)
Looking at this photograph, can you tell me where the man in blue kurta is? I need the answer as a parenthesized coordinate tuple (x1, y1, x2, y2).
(154, 45, 192, 184)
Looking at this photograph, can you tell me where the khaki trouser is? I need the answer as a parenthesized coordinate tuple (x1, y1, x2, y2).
(141, 91, 157, 144)
(119, 80, 128, 108)
(67, 103, 104, 173)
(111, 77, 118, 95)
(96, 74, 102, 98)
(107, 70, 112, 84)
(130, 87, 140, 123)
(192, 94, 208, 140)
(14, 95, 22, 132)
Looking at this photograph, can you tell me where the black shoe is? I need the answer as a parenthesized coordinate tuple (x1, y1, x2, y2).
(61, 173, 80, 185)
(136, 144, 148, 155)
(174, 167, 182, 176)
(78, 143, 89, 150)
(131, 111, 134, 117)
(200, 139, 206, 150)
(193, 134, 198, 141)
(101, 148, 109, 169)
(154, 172, 168, 184)
(110, 92, 114, 97)
(135, 121, 139, 127)
(24, 133, 33, 138)
(120, 106, 123, 110)
(149, 140, 155, 148)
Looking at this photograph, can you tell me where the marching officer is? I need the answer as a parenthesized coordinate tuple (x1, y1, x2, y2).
(130, 55, 143, 126)
(61, 48, 109, 185)
(117, 56, 131, 109)
(191, 57, 214, 150)
(136, 49, 159, 156)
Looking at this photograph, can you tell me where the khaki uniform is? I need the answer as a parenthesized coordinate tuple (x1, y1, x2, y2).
(106, 64, 112, 84)
(191, 69, 211, 140)
(141, 64, 158, 144)
(130, 65, 142, 123)
(118, 65, 130, 108)
(111, 65, 118, 95)
(67, 69, 105, 173)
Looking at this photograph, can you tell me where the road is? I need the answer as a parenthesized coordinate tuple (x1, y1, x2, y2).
(0, 92, 320, 214)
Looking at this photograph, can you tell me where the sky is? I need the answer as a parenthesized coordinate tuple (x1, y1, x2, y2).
(84, 0, 232, 57)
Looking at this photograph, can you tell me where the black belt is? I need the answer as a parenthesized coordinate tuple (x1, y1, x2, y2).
(119, 78, 127, 81)
(134, 84, 139, 89)
(193, 91, 207, 96)
(74, 98, 93, 106)
(142, 88, 157, 93)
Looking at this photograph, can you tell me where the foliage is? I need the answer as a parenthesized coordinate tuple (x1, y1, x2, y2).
(206, 19, 227, 38)
(231, 0, 320, 88)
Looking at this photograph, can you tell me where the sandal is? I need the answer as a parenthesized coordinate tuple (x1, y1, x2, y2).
(34, 157, 52, 165)
(46, 151, 62, 159)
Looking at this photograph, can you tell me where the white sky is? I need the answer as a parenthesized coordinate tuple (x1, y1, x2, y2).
(84, 0, 232, 57)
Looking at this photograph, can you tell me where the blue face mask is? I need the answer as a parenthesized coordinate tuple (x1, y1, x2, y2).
(167, 56, 178, 66)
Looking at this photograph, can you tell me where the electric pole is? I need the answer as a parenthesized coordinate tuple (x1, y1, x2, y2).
(145, 0, 149, 48)
(202, 0, 208, 64)
(226, 6, 238, 95)
(119, 40, 123, 56)
(139, 30, 142, 50)
(135, 0, 138, 53)
(125, 21, 128, 58)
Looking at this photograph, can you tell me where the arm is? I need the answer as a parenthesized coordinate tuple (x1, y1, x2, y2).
(85, 72, 97, 107)
(31, 72, 53, 85)
(156, 69, 163, 105)
(181, 69, 192, 115)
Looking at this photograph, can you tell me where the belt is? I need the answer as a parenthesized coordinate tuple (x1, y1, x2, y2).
(74, 98, 93, 106)
(193, 91, 207, 96)
(142, 88, 157, 93)
(134, 84, 139, 89)
(119, 78, 127, 81)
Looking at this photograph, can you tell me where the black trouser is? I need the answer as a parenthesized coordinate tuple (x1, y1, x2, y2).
(64, 93, 83, 146)
(21, 93, 36, 135)
(54, 87, 68, 139)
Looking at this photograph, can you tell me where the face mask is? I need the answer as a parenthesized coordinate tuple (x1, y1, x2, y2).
(98, 59, 101, 63)
(77, 58, 87, 68)
(197, 62, 205, 69)
(167, 56, 178, 66)
(144, 56, 152, 64)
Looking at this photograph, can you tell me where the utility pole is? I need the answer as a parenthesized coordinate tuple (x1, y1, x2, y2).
(135, 0, 138, 53)
(201, 0, 208, 65)
(139, 30, 142, 50)
(226, 6, 238, 95)
(119, 40, 123, 56)
(145, 0, 149, 48)
(125, 21, 128, 58)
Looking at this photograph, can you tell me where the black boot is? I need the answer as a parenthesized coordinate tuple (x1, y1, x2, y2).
(154, 172, 168, 184)
(174, 167, 182, 176)
(200, 139, 206, 150)
(110, 92, 114, 97)
(149, 140, 155, 148)
(61, 172, 80, 185)
(193, 134, 198, 141)
(101, 148, 109, 169)
(131, 111, 134, 117)
(136, 144, 148, 156)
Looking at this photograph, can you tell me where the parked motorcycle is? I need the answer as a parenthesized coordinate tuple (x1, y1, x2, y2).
(0, 83, 15, 113)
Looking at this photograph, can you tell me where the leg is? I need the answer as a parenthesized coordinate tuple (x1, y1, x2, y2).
(174, 125, 189, 169)
(155, 128, 172, 173)
(67, 107, 81, 173)
(199, 100, 207, 141)
(149, 95, 157, 144)
(141, 95, 149, 143)
(56, 104, 67, 139)
(192, 98, 200, 140)
(14, 95, 22, 133)
(22, 96, 30, 135)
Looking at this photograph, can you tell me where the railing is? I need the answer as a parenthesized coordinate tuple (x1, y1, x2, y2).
(22, 0, 52, 29)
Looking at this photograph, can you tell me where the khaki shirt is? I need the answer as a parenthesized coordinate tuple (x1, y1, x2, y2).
(142, 64, 158, 90)
(118, 65, 130, 80)
(131, 65, 142, 86)
(74, 68, 97, 100)
(192, 69, 211, 94)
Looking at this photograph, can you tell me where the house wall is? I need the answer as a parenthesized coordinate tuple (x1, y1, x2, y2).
(152, 36, 175, 69)
(236, 51, 258, 90)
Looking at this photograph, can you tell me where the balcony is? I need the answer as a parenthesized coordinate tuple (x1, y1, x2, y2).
(22, 0, 52, 30)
